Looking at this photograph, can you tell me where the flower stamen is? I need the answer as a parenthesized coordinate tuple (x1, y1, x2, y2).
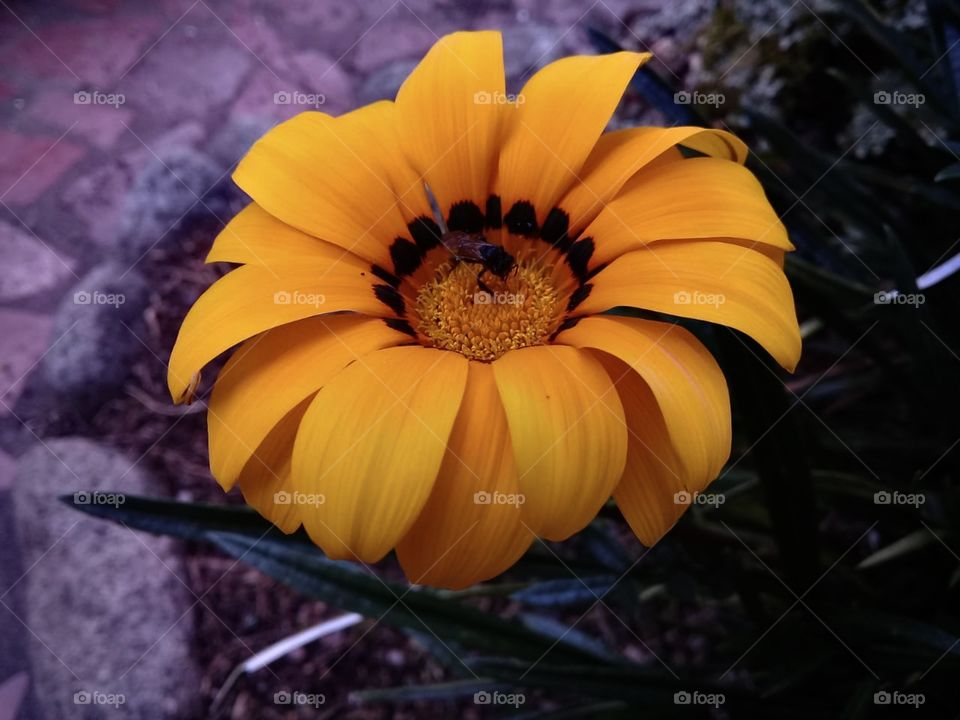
(415, 256, 562, 361)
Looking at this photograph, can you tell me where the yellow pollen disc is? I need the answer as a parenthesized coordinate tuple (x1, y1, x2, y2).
(415, 258, 563, 361)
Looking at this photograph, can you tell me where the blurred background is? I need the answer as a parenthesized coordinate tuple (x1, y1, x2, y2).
(2, 0, 960, 718)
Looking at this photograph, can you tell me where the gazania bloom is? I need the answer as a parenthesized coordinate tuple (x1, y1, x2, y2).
(168, 32, 800, 589)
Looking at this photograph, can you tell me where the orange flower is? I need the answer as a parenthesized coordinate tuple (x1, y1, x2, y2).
(168, 31, 800, 589)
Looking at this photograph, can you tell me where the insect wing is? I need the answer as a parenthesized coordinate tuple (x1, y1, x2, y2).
(441, 231, 488, 264)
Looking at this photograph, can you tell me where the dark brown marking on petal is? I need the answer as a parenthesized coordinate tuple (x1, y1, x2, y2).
(485, 195, 502, 229)
(374, 283, 406, 316)
(371, 264, 401, 288)
(586, 261, 608, 281)
(566, 283, 592, 313)
(504, 200, 538, 237)
(550, 316, 583, 340)
(390, 237, 422, 277)
(447, 201, 485, 233)
(566, 238, 595, 283)
(408, 216, 442, 254)
(540, 207, 571, 251)
(383, 317, 418, 338)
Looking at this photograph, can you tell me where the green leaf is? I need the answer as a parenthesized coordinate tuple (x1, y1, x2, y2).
(857, 529, 936, 569)
(60, 493, 281, 542)
(934, 162, 960, 182)
(839, 161, 960, 211)
(517, 613, 617, 662)
(209, 531, 603, 665)
(579, 521, 633, 573)
(511, 576, 617, 608)
(833, 608, 960, 659)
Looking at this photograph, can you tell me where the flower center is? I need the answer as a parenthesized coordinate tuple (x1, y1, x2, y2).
(414, 255, 563, 361)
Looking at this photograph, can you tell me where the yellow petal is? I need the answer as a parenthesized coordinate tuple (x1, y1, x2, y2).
(586, 157, 792, 269)
(237, 399, 311, 534)
(167, 263, 390, 403)
(207, 203, 369, 269)
(397, 362, 534, 589)
(208, 315, 410, 490)
(340, 101, 435, 225)
(233, 103, 429, 268)
(292, 346, 469, 562)
(491, 345, 627, 540)
(396, 31, 506, 230)
(556, 315, 730, 487)
(560, 126, 749, 236)
(497, 51, 650, 234)
(591, 353, 689, 546)
(577, 242, 802, 372)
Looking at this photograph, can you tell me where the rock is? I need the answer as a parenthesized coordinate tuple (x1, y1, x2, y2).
(501, 23, 568, 82)
(271, 1, 362, 57)
(0, 309, 55, 411)
(23, 83, 133, 151)
(117, 145, 230, 260)
(290, 50, 356, 113)
(61, 162, 133, 243)
(0, 129, 87, 206)
(130, 122, 207, 161)
(117, 25, 252, 125)
(213, 11, 297, 79)
(0, 220, 76, 303)
(352, 22, 436, 74)
(0, 15, 161, 86)
(40, 263, 150, 411)
(207, 116, 274, 169)
(358, 60, 418, 105)
(12, 438, 200, 720)
(0, 487, 38, 719)
(0, 449, 14, 490)
(228, 67, 314, 127)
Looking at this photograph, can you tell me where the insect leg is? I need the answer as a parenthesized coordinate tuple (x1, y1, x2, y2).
(477, 269, 494, 295)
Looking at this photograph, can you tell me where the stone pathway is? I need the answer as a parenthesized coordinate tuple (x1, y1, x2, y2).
(0, 1, 685, 717)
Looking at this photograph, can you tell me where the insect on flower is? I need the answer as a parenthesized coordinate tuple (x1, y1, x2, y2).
(167, 31, 801, 589)
(439, 229, 516, 294)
